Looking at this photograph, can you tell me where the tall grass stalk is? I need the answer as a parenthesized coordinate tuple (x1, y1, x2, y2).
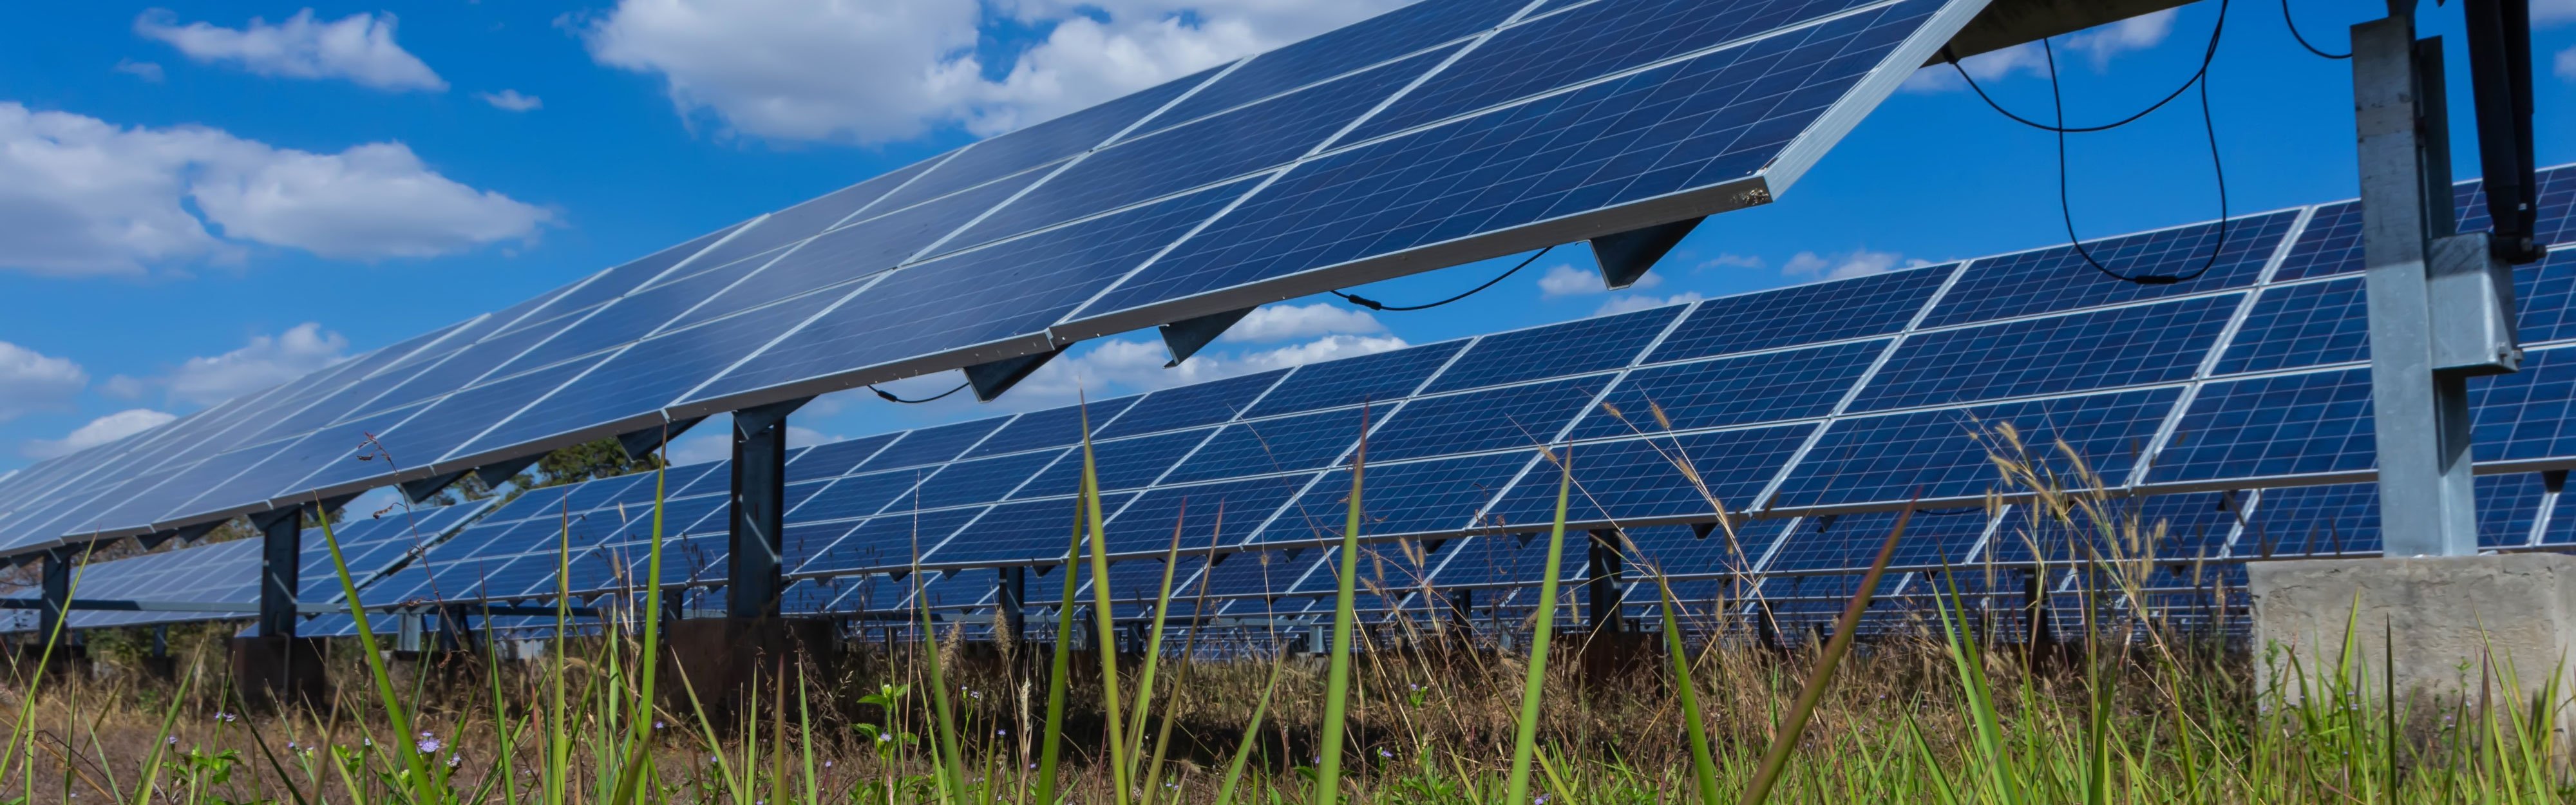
(1075, 409, 1132, 805)
(1502, 460, 1571, 805)
(1312, 412, 1368, 804)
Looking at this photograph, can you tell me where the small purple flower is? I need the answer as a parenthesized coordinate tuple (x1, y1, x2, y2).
(417, 735, 444, 754)
(213, 712, 236, 724)
(165, 736, 178, 746)
(1376, 748, 1394, 759)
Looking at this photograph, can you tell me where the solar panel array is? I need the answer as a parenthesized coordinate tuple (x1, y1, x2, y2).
(238, 167, 2576, 634)
(0, 0, 1998, 558)
(13, 502, 488, 632)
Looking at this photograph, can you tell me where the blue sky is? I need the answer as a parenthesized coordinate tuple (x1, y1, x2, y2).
(0, 0, 2571, 480)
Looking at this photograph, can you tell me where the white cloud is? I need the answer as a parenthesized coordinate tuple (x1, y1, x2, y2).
(787, 425, 838, 448)
(1595, 291, 1703, 316)
(1220, 302, 1384, 343)
(1539, 263, 1662, 297)
(113, 59, 165, 82)
(0, 342, 86, 422)
(168, 323, 350, 406)
(1903, 9, 2176, 92)
(135, 9, 447, 92)
(21, 409, 175, 459)
(2539, 0, 2575, 23)
(2558, 45, 2575, 80)
(1007, 332, 1406, 406)
(478, 90, 543, 111)
(1781, 249, 1929, 281)
(100, 375, 149, 399)
(1696, 254, 1764, 271)
(0, 102, 552, 275)
(578, 0, 1405, 144)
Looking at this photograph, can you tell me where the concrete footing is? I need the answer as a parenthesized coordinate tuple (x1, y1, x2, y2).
(229, 636, 330, 711)
(2249, 554, 2576, 712)
(659, 617, 838, 724)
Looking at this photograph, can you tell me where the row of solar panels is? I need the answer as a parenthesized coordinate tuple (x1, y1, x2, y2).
(9, 502, 488, 632)
(0, 0, 1996, 556)
(19, 166, 2575, 635)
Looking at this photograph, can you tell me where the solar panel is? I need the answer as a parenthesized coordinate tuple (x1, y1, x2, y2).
(52, 500, 491, 630)
(0, 0, 2058, 551)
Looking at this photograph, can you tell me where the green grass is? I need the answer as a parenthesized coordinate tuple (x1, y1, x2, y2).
(1, 426, 2569, 804)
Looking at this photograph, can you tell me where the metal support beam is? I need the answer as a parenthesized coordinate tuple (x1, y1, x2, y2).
(1587, 217, 1703, 291)
(619, 417, 705, 462)
(473, 453, 544, 488)
(251, 507, 303, 638)
(37, 547, 71, 639)
(995, 565, 1027, 642)
(1158, 307, 1257, 366)
(727, 397, 809, 619)
(399, 470, 471, 505)
(965, 348, 1065, 402)
(1584, 529, 1624, 633)
(2354, 17, 2488, 557)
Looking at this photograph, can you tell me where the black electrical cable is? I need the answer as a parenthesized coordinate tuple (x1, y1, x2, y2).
(1332, 245, 1554, 312)
(1943, 0, 2232, 285)
(873, 381, 970, 404)
(2281, 0, 2351, 59)
(2047, 37, 2232, 285)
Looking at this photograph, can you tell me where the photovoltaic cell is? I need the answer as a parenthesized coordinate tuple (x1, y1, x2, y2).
(2149, 368, 2374, 483)
(2515, 250, 2576, 345)
(1766, 507, 1990, 573)
(1013, 429, 1206, 497)
(786, 433, 900, 483)
(680, 160, 937, 274)
(1367, 375, 1610, 461)
(2477, 473, 2548, 548)
(893, 449, 1066, 511)
(1775, 387, 2181, 507)
(455, 290, 850, 458)
(1160, 409, 1365, 484)
(1647, 264, 1950, 362)
(857, 420, 1009, 473)
(1425, 306, 1681, 393)
(951, 46, 1457, 248)
(1616, 517, 1794, 578)
(668, 169, 1054, 332)
(1921, 212, 2296, 328)
(2469, 345, 2576, 463)
(1075, 0, 1945, 320)
(789, 468, 929, 523)
(1265, 451, 1529, 542)
(1146, 0, 1528, 131)
(1091, 369, 1288, 440)
(866, 66, 1221, 214)
(688, 179, 1264, 407)
(927, 495, 1133, 565)
(793, 507, 985, 576)
(1244, 341, 1463, 418)
(2237, 484, 2380, 557)
(1852, 295, 2235, 412)
(1482, 425, 1814, 527)
(1569, 340, 1878, 439)
(1195, 550, 1320, 601)
(1099, 477, 1303, 554)
(523, 223, 748, 326)
(2211, 278, 2368, 374)
(965, 397, 1141, 459)
(1346, 0, 1885, 142)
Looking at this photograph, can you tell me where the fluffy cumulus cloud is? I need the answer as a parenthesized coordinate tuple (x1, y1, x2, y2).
(578, 0, 1406, 144)
(2559, 45, 2575, 80)
(0, 341, 87, 422)
(135, 8, 447, 91)
(1219, 301, 1385, 343)
(167, 323, 350, 406)
(0, 102, 552, 275)
(1537, 263, 1667, 298)
(1904, 9, 2177, 91)
(1594, 291, 1702, 316)
(1781, 248, 1929, 281)
(477, 90, 543, 111)
(21, 409, 176, 460)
